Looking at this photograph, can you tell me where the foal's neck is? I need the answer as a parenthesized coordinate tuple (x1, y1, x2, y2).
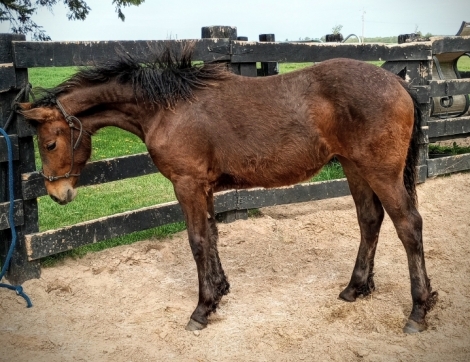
(58, 82, 148, 140)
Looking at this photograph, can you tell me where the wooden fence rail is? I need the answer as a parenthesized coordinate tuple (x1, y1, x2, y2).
(1, 26, 470, 284)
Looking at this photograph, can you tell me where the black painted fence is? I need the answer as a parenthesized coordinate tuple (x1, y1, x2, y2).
(1, 26, 470, 284)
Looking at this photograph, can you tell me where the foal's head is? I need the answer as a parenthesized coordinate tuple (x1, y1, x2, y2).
(20, 103, 92, 205)
(17, 44, 230, 205)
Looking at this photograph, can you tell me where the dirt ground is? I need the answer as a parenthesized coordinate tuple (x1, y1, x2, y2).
(1, 172, 469, 362)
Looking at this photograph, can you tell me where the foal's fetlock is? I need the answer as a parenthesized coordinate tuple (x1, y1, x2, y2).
(185, 278, 230, 331)
(404, 307, 429, 334)
(211, 279, 230, 312)
(340, 270, 376, 302)
(426, 290, 439, 311)
(423, 278, 438, 311)
(218, 277, 230, 297)
(339, 277, 375, 302)
(211, 274, 230, 307)
(403, 291, 439, 334)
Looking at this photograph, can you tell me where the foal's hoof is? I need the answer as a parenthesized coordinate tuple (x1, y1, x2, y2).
(339, 287, 357, 302)
(403, 319, 427, 334)
(185, 319, 207, 331)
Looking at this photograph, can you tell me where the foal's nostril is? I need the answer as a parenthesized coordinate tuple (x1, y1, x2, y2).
(50, 194, 60, 204)
(66, 189, 74, 202)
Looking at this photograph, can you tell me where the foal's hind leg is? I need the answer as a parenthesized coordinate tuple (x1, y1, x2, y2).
(173, 178, 229, 331)
(368, 178, 437, 333)
(337, 156, 385, 302)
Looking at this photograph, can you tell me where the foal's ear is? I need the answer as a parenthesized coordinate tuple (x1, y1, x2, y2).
(18, 102, 32, 111)
(19, 104, 56, 123)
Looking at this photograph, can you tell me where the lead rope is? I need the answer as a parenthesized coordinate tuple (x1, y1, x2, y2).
(0, 127, 33, 307)
(0, 85, 33, 307)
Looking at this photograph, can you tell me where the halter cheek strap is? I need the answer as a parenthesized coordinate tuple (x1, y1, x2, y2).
(40, 99, 86, 182)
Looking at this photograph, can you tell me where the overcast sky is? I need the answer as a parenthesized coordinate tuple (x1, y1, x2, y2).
(0, 0, 468, 41)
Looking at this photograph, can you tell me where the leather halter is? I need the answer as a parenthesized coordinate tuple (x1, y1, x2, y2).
(40, 99, 86, 182)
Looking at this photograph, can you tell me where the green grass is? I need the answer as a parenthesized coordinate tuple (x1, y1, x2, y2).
(28, 67, 79, 89)
(312, 160, 345, 181)
(38, 173, 175, 230)
(457, 56, 470, 72)
(29, 64, 347, 265)
(278, 62, 314, 74)
(429, 142, 470, 156)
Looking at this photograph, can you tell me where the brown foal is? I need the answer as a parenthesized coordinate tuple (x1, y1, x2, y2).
(20, 47, 437, 333)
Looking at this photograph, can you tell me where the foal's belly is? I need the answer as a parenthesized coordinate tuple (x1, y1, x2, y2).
(212, 129, 332, 191)
(213, 161, 326, 191)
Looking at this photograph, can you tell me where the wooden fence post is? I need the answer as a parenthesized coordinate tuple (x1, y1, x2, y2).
(201, 25, 237, 40)
(416, 60, 432, 183)
(258, 34, 278, 76)
(202, 25, 237, 73)
(233, 36, 257, 77)
(201, 26, 248, 223)
(0, 33, 41, 284)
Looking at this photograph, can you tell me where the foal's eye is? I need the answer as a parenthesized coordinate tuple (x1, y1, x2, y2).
(46, 142, 56, 151)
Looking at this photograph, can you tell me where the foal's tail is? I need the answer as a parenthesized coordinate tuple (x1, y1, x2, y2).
(403, 84, 423, 207)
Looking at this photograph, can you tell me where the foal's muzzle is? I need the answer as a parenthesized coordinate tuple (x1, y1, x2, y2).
(48, 186, 77, 205)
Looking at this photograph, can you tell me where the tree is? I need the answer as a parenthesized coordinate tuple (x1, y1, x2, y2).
(331, 24, 343, 35)
(0, 0, 144, 40)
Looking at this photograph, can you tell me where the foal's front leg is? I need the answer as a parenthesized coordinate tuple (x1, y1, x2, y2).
(173, 178, 229, 330)
(206, 189, 230, 306)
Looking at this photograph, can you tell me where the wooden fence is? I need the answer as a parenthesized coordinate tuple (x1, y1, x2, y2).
(1, 26, 470, 284)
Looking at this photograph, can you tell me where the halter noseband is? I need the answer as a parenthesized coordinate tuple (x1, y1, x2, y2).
(40, 99, 86, 182)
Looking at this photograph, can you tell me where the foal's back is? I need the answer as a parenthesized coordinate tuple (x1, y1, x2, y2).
(160, 59, 413, 190)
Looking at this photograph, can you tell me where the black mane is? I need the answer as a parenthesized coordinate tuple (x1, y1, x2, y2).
(32, 44, 230, 109)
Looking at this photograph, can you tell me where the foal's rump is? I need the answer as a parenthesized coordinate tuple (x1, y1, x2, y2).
(309, 58, 420, 204)
(310, 59, 415, 164)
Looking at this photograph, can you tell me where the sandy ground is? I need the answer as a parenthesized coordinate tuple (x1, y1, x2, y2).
(1, 172, 469, 362)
